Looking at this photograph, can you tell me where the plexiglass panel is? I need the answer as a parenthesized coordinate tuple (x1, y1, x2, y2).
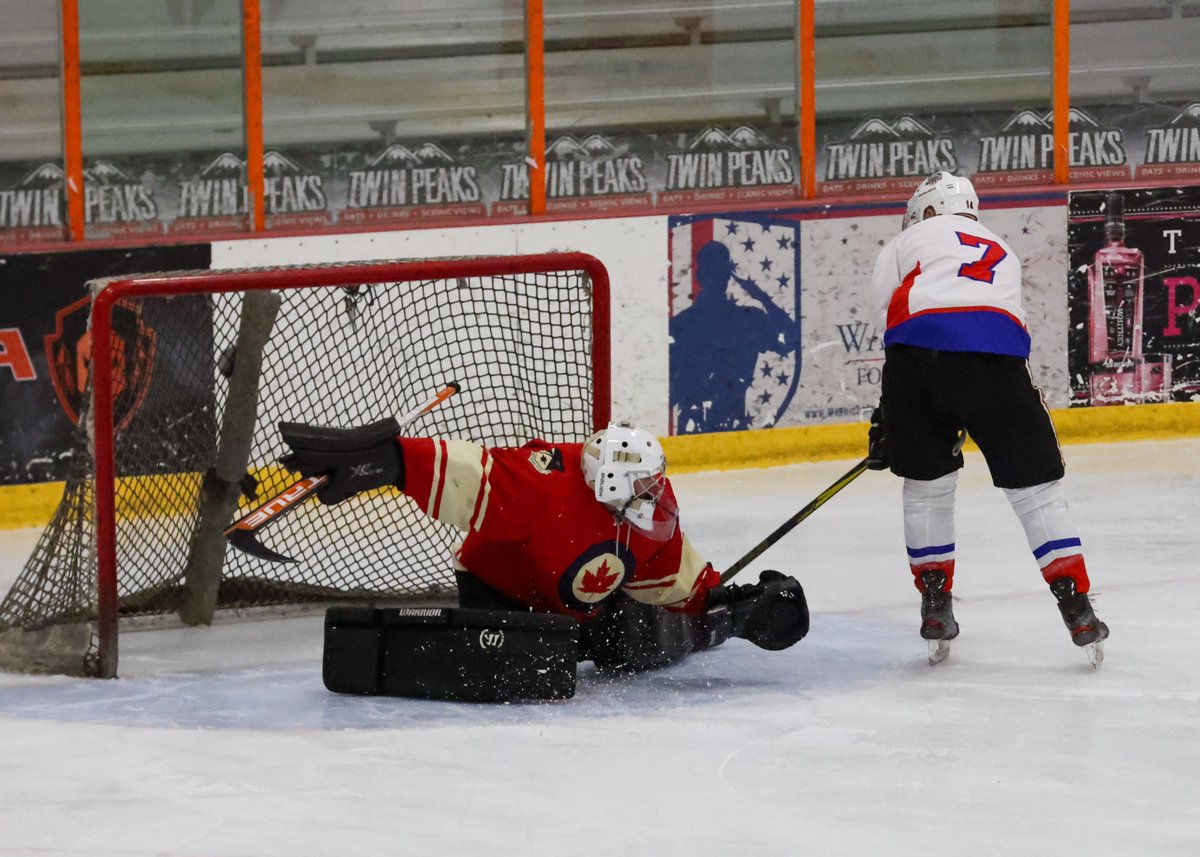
(0, 2, 65, 244)
(260, 0, 525, 227)
(815, 0, 1054, 195)
(542, 0, 800, 213)
(1070, 0, 1200, 186)
(79, 0, 245, 239)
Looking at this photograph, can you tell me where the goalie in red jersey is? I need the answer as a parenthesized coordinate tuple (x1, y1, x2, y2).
(279, 418, 808, 699)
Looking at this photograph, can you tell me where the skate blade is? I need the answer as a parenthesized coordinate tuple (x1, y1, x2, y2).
(927, 638, 952, 666)
(1085, 640, 1104, 670)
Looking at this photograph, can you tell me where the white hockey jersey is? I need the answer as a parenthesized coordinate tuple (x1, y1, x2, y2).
(871, 213, 1030, 358)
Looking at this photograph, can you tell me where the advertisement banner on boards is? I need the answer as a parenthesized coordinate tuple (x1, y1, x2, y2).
(666, 201, 1072, 433)
(816, 102, 1200, 194)
(1067, 185, 1200, 406)
(667, 212, 802, 434)
(0, 160, 67, 245)
(0, 243, 212, 484)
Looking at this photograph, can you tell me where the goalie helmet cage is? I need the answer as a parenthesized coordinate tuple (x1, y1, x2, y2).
(0, 253, 610, 679)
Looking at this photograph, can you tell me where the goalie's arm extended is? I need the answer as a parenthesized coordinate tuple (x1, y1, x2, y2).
(277, 424, 503, 535)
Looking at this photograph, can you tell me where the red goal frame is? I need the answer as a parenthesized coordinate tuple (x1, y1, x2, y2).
(88, 253, 611, 677)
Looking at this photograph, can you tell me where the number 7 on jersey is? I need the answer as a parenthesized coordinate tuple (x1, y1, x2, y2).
(956, 231, 1007, 284)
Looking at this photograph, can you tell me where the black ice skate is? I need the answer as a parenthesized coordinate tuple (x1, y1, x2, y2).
(1049, 577, 1109, 669)
(917, 569, 958, 665)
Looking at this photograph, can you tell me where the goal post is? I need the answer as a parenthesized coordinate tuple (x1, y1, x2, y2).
(1, 253, 611, 678)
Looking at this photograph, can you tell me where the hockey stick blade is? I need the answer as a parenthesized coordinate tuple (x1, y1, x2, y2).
(223, 474, 327, 563)
(226, 526, 300, 564)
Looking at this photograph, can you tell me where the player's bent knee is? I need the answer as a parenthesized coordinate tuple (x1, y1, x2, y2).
(323, 606, 578, 702)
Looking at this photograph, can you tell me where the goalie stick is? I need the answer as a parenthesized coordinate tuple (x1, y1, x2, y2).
(719, 458, 869, 584)
(224, 382, 460, 563)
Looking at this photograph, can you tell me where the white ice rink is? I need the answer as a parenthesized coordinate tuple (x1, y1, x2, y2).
(1, 439, 1197, 857)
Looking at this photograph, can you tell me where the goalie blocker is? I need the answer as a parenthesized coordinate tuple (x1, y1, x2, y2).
(323, 569, 809, 702)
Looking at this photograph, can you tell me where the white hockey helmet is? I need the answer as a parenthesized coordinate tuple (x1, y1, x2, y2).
(581, 420, 677, 540)
(903, 171, 979, 230)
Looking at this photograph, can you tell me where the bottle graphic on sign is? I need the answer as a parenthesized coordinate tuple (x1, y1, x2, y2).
(1086, 192, 1171, 404)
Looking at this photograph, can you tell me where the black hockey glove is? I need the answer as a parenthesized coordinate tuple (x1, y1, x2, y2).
(278, 418, 405, 505)
(707, 570, 809, 651)
(866, 406, 889, 471)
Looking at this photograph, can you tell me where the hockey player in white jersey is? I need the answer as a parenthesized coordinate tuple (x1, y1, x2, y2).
(867, 172, 1109, 666)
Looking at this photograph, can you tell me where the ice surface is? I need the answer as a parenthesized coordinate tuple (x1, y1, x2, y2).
(1, 440, 1198, 857)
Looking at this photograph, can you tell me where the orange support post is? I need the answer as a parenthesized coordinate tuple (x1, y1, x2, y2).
(526, 0, 546, 215)
(798, 0, 816, 198)
(242, 0, 265, 231)
(59, 0, 85, 241)
(1052, 0, 1070, 184)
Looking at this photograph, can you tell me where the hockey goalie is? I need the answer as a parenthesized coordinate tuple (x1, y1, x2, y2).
(278, 418, 809, 702)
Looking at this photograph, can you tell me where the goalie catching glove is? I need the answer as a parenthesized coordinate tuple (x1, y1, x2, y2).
(706, 570, 809, 651)
(278, 419, 405, 504)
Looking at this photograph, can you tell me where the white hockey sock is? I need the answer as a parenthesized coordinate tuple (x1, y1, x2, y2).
(903, 472, 958, 584)
(1001, 480, 1091, 591)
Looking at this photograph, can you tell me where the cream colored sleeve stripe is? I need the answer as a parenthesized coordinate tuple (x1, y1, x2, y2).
(429, 439, 446, 518)
(468, 449, 494, 533)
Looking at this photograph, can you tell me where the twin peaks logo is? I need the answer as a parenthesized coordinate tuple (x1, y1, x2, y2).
(975, 110, 1054, 182)
(84, 162, 159, 237)
(661, 126, 796, 206)
(343, 142, 484, 222)
(976, 108, 1128, 185)
(1139, 103, 1200, 179)
(495, 133, 650, 215)
(822, 115, 957, 193)
(172, 151, 328, 233)
(0, 163, 63, 240)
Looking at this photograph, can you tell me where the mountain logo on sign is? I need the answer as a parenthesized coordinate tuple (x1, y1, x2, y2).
(0, 163, 63, 228)
(978, 110, 1054, 172)
(348, 140, 481, 209)
(824, 115, 955, 181)
(665, 126, 794, 190)
(1143, 102, 1200, 165)
(1065, 108, 1127, 168)
(500, 133, 646, 201)
(82, 161, 158, 224)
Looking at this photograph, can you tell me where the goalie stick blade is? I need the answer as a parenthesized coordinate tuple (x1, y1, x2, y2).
(927, 638, 952, 666)
(226, 528, 299, 564)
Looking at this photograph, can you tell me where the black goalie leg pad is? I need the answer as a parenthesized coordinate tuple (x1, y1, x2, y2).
(323, 606, 579, 702)
(582, 595, 701, 674)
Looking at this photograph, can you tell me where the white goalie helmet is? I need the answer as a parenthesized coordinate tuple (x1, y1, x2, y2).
(903, 171, 979, 230)
(581, 420, 678, 540)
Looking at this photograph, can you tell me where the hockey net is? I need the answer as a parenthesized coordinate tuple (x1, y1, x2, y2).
(0, 254, 610, 678)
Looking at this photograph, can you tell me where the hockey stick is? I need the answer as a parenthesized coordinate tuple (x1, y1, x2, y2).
(719, 458, 869, 584)
(224, 382, 460, 563)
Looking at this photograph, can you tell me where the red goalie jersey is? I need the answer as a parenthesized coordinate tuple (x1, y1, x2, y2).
(395, 437, 721, 621)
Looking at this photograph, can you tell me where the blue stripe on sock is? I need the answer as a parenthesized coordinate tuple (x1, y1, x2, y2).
(1032, 537, 1082, 559)
(907, 543, 955, 559)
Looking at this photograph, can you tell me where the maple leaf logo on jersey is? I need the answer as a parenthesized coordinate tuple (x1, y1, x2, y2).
(562, 548, 632, 609)
(579, 560, 619, 594)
